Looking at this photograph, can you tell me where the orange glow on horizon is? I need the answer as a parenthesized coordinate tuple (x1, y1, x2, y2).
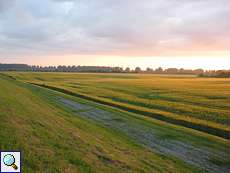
(6, 52, 229, 70)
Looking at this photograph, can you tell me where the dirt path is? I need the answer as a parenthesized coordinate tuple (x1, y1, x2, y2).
(60, 98, 230, 173)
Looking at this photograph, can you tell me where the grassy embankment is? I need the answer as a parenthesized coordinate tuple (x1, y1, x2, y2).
(0, 73, 211, 173)
(0, 73, 230, 172)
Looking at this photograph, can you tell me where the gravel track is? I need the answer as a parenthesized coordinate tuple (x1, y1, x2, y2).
(60, 98, 230, 173)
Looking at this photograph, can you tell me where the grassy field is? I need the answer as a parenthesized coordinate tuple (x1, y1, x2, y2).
(7, 72, 230, 138)
(0, 73, 229, 173)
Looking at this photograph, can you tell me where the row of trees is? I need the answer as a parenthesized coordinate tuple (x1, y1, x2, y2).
(0, 63, 229, 77)
(0, 64, 124, 73)
(199, 70, 230, 78)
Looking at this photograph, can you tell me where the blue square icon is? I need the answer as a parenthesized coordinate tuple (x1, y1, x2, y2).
(0, 151, 21, 173)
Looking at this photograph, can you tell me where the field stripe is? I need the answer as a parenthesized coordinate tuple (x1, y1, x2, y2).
(29, 82, 230, 140)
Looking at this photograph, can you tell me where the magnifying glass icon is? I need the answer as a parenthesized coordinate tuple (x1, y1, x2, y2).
(3, 154, 18, 170)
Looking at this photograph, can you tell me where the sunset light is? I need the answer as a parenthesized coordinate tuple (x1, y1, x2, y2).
(0, 1, 230, 173)
(0, 0, 229, 70)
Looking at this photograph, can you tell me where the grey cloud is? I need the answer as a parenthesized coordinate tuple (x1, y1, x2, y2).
(0, 0, 16, 13)
(0, 0, 230, 58)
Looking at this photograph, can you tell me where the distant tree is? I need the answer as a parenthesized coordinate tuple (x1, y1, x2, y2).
(113, 67, 123, 73)
(146, 67, 153, 73)
(125, 67, 131, 73)
(0, 64, 30, 71)
(135, 67, 142, 73)
(165, 68, 178, 74)
(193, 69, 204, 75)
(179, 68, 193, 74)
(215, 70, 230, 77)
(155, 67, 163, 73)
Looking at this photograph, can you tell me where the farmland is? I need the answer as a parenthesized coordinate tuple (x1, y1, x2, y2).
(0, 72, 229, 173)
(8, 72, 230, 138)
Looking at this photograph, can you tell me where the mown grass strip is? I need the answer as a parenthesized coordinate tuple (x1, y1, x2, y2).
(29, 82, 230, 139)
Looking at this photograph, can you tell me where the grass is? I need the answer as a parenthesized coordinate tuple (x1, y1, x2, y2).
(7, 72, 230, 138)
(0, 72, 229, 172)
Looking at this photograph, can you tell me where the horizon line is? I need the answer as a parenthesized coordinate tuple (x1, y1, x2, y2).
(1, 62, 229, 71)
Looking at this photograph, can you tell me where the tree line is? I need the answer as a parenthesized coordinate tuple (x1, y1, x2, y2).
(0, 63, 229, 77)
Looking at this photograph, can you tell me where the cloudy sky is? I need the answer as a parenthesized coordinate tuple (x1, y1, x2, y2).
(0, 0, 230, 69)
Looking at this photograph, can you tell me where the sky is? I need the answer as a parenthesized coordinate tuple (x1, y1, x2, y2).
(0, 0, 230, 69)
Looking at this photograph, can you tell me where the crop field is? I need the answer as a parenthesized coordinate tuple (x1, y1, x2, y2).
(0, 72, 229, 173)
(8, 72, 230, 138)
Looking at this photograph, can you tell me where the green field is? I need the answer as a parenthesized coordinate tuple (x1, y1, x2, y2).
(0, 73, 229, 173)
(8, 72, 230, 138)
